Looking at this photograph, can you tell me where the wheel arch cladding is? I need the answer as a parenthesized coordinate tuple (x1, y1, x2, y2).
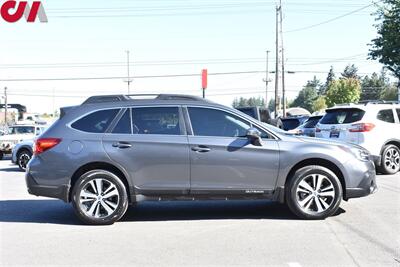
(69, 162, 131, 203)
(285, 158, 346, 199)
(382, 139, 400, 151)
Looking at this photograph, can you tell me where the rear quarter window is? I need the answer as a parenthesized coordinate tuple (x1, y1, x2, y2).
(71, 109, 120, 133)
(320, 109, 365, 124)
(377, 109, 395, 123)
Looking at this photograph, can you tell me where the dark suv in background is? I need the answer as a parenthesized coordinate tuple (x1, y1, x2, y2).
(26, 94, 377, 225)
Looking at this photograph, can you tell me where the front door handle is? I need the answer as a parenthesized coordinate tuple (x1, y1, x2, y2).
(191, 145, 211, 153)
(112, 142, 132, 149)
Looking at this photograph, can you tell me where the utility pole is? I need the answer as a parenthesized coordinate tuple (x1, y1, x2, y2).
(274, 2, 281, 119)
(125, 50, 132, 94)
(265, 50, 270, 108)
(280, 2, 286, 118)
(4, 87, 7, 127)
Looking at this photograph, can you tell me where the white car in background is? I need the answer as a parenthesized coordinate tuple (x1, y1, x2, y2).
(316, 102, 400, 174)
(0, 124, 46, 160)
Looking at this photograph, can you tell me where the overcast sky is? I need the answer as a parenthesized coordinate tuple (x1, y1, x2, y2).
(0, 0, 386, 114)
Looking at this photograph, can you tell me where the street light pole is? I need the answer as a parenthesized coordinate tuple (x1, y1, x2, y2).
(126, 50, 132, 94)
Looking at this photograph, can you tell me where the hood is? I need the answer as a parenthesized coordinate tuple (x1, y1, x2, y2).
(297, 136, 366, 150)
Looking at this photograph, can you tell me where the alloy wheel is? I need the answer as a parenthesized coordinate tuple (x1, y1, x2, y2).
(18, 153, 31, 170)
(384, 148, 400, 171)
(79, 178, 120, 219)
(296, 174, 336, 214)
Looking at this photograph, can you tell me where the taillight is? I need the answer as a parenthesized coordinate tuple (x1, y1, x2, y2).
(34, 138, 62, 155)
(349, 123, 375, 133)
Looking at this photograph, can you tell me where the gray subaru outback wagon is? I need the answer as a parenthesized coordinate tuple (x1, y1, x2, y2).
(26, 94, 377, 225)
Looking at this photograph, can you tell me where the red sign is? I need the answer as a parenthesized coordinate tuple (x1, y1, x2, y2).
(201, 69, 207, 89)
(1, 1, 48, 23)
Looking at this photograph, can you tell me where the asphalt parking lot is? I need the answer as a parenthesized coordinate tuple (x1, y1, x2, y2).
(0, 159, 399, 267)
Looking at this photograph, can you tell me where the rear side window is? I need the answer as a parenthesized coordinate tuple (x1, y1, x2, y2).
(303, 117, 321, 129)
(71, 109, 119, 133)
(320, 109, 365, 125)
(112, 109, 132, 134)
(377, 109, 395, 123)
(132, 107, 181, 135)
(397, 109, 400, 123)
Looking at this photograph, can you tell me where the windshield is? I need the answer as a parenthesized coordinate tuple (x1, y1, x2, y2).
(8, 126, 35, 135)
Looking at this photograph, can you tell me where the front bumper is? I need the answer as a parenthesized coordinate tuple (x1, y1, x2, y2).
(345, 167, 377, 200)
(25, 172, 70, 202)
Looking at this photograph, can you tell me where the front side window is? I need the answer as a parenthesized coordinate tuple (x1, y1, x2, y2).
(396, 109, 400, 123)
(71, 109, 119, 133)
(377, 109, 395, 123)
(188, 107, 250, 137)
(132, 107, 181, 135)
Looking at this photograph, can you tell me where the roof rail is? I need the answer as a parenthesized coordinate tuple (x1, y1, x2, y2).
(358, 100, 400, 105)
(82, 94, 207, 105)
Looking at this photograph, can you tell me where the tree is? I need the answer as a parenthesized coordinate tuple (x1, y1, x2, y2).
(291, 84, 318, 112)
(320, 66, 336, 95)
(380, 86, 398, 101)
(313, 96, 327, 112)
(325, 78, 361, 107)
(341, 64, 360, 79)
(232, 96, 265, 108)
(360, 71, 388, 101)
(369, 0, 400, 80)
(268, 98, 275, 111)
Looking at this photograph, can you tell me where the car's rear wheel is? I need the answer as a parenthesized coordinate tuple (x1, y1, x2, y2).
(286, 165, 342, 220)
(71, 170, 129, 225)
(378, 144, 400, 175)
(17, 149, 32, 171)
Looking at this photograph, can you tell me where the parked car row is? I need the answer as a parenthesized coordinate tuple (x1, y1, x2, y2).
(236, 101, 400, 174)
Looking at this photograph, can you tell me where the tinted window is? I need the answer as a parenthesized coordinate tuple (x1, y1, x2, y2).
(9, 126, 35, 134)
(132, 107, 181, 135)
(377, 109, 395, 123)
(189, 107, 250, 137)
(237, 107, 257, 119)
(320, 109, 365, 124)
(281, 119, 301, 131)
(397, 109, 400, 123)
(112, 109, 132, 134)
(72, 109, 119, 133)
(303, 117, 322, 129)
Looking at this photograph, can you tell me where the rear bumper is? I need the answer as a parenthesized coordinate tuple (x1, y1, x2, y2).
(345, 168, 377, 200)
(25, 172, 70, 202)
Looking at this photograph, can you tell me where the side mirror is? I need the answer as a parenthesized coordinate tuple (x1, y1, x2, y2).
(246, 127, 262, 146)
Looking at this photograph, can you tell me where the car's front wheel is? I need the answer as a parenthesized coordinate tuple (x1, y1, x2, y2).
(17, 149, 32, 171)
(378, 144, 400, 175)
(285, 165, 342, 220)
(71, 170, 129, 225)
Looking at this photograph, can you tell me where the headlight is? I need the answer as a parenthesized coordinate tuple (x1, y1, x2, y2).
(340, 146, 370, 162)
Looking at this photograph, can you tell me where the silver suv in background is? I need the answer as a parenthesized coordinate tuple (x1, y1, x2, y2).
(316, 101, 400, 174)
(26, 94, 377, 225)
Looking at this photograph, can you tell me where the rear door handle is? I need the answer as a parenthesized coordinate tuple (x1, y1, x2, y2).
(191, 145, 211, 153)
(112, 142, 132, 149)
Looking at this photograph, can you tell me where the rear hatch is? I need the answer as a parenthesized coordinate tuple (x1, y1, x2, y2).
(315, 107, 366, 144)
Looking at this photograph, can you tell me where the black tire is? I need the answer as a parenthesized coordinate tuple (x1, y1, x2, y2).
(17, 149, 32, 171)
(71, 170, 129, 225)
(0, 151, 3, 160)
(378, 144, 400, 175)
(285, 165, 342, 220)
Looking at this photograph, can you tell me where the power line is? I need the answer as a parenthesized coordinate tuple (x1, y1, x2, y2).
(284, 3, 376, 33)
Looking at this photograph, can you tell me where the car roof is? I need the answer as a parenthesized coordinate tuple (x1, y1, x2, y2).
(327, 102, 399, 111)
